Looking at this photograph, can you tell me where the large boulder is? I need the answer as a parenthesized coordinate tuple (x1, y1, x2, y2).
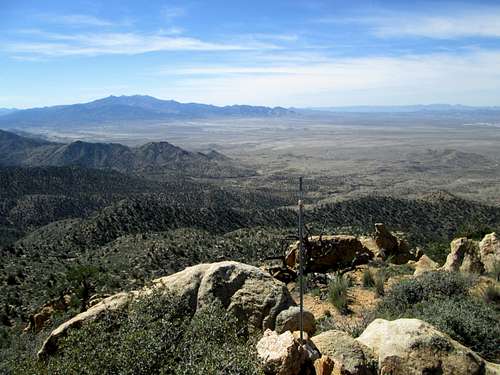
(38, 261, 294, 357)
(275, 306, 316, 335)
(311, 330, 377, 375)
(256, 329, 320, 375)
(479, 232, 500, 275)
(357, 318, 498, 375)
(441, 238, 484, 274)
(285, 235, 373, 273)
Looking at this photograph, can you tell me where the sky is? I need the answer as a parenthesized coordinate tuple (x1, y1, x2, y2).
(1, 0, 500, 108)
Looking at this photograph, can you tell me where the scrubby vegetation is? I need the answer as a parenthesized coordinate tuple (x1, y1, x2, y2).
(374, 271, 500, 361)
(5, 292, 262, 375)
(1, 162, 500, 371)
(327, 273, 352, 314)
(362, 268, 375, 288)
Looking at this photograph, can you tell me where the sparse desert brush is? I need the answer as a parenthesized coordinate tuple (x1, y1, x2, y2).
(374, 270, 386, 297)
(362, 268, 375, 288)
(483, 284, 500, 305)
(10, 291, 262, 374)
(316, 309, 374, 338)
(375, 270, 499, 362)
(491, 260, 500, 282)
(328, 273, 352, 315)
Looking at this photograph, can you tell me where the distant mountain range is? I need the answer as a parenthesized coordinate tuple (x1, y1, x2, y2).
(305, 104, 500, 113)
(0, 129, 254, 178)
(0, 108, 18, 116)
(0, 95, 293, 128)
(2, 96, 499, 129)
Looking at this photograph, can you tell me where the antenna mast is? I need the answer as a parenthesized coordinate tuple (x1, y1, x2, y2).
(298, 177, 305, 341)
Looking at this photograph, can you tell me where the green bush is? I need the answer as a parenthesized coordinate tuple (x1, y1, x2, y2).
(424, 242, 450, 266)
(374, 270, 386, 297)
(483, 284, 500, 306)
(376, 271, 472, 315)
(414, 297, 499, 361)
(375, 271, 499, 362)
(362, 268, 375, 288)
(11, 291, 262, 374)
(491, 260, 500, 282)
(328, 273, 352, 314)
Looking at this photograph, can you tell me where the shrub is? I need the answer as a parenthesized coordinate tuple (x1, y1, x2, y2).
(374, 271, 499, 362)
(362, 268, 375, 288)
(328, 273, 352, 314)
(483, 284, 500, 306)
(11, 291, 262, 374)
(316, 309, 375, 338)
(374, 270, 386, 297)
(425, 242, 450, 266)
(413, 297, 500, 361)
(376, 271, 473, 315)
(491, 260, 500, 282)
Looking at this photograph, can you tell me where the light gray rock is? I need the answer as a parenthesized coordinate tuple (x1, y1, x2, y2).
(479, 232, 500, 275)
(441, 237, 484, 274)
(275, 306, 316, 335)
(312, 330, 376, 375)
(256, 329, 319, 375)
(408, 254, 439, 276)
(357, 318, 496, 375)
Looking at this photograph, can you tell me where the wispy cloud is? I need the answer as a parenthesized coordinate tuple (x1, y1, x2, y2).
(318, 7, 500, 40)
(155, 50, 500, 106)
(161, 6, 186, 21)
(4, 30, 280, 57)
(373, 12, 500, 39)
(38, 13, 116, 27)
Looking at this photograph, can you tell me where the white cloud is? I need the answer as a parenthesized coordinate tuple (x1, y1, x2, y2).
(4, 31, 280, 57)
(37, 13, 116, 27)
(373, 12, 500, 39)
(154, 50, 500, 106)
(318, 7, 500, 40)
(161, 6, 186, 21)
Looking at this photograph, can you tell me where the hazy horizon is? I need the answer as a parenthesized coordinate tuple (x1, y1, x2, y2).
(2, 94, 500, 111)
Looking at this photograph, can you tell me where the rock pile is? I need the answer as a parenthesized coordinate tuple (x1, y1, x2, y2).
(441, 232, 499, 275)
(285, 235, 372, 273)
(260, 318, 500, 375)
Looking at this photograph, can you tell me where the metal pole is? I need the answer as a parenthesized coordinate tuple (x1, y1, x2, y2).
(298, 177, 304, 341)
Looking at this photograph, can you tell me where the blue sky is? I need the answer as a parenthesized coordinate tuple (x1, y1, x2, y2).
(1, 0, 500, 108)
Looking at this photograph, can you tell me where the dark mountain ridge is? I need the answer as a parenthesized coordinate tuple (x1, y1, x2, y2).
(0, 129, 254, 178)
(0, 95, 294, 128)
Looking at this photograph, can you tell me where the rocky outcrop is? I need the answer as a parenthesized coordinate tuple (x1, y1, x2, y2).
(408, 254, 439, 276)
(479, 232, 500, 275)
(314, 356, 335, 375)
(311, 330, 377, 375)
(357, 318, 498, 375)
(25, 294, 71, 333)
(286, 235, 373, 273)
(275, 306, 316, 335)
(256, 329, 320, 375)
(373, 223, 412, 264)
(441, 237, 485, 274)
(440, 233, 500, 276)
(38, 261, 294, 358)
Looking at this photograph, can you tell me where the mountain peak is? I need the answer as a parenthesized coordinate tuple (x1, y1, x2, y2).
(0, 96, 294, 128)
